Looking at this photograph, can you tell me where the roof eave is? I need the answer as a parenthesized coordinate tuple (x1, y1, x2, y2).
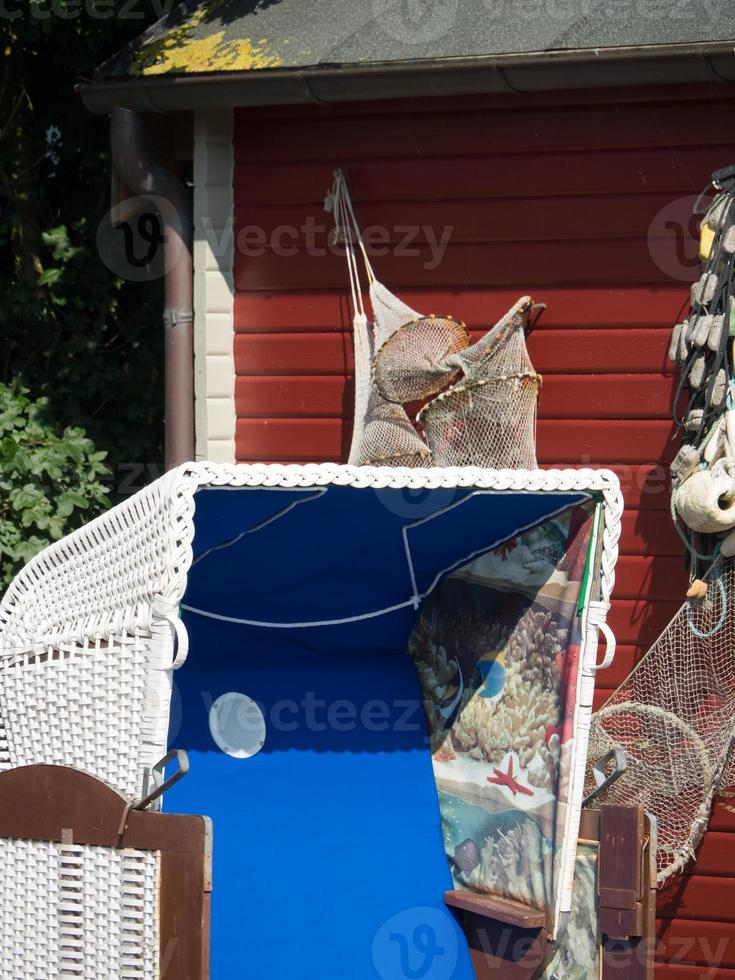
(78, 40, 735, 114)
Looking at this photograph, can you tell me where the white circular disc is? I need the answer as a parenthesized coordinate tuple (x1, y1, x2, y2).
(208, 692, 266, 759)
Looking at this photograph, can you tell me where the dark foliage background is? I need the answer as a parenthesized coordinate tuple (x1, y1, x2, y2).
(0, 1, 167, 589)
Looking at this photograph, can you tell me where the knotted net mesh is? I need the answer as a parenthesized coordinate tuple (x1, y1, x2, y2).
(352, 389, 432, 467)
(586, 558, 735, 882)
(330, 172, 540, 470)
(418, 297, 540, 469)
(328, 178, 432, 468)
(373, 314, 470, 404)
(347, 309, 431, 467)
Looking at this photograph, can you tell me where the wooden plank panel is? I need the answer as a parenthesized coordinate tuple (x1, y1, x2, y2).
(234, 83, 735, 120)
(686, 833, 735, 879)
(236, 417, 348, 461)
(654, 964, 735, 979)
(234, 192, 695, 244)
(656, 917, 735, 971)
(710, 801, 735, 834)
(619, 511, 682, 557)
(234, 101, 735, 162)
(234, 373, 675, 419)
(594, 687, 617, 711)
(614, 556, 687, 601)
(657, 876, 735, 922)
(235, 417, 677, 464)
(235, 376, 347, 418)
(234, 328, 673, 376)
(606, 599, 680, 647)
(536, 419, 677, 464)
(593, 644, 648, 690)
(530, 330, 671, 376)
(233, 146, 732, 205)
(233, 286, 689, 331)
(233, 238, 692, 291)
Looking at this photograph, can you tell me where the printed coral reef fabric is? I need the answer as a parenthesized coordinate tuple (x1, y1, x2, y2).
(408, 502, 595, 917)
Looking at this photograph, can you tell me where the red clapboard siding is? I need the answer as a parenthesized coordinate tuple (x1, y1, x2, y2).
(658, 876, 735, 921)
(235, 193, 697, 244)
(234, 146, 735, 205)
(686, 833, 735, 879)
(234, 101, 735, 162)
(656, 917, 735, 970)
(234, 373, 675, 419)
(594, 644, 649, 689)
(233, 286, 689, 331)
(235, 418, 678, 464)
(232, 84, 735, 959)
(235, 328, 672, 375)
(614, 556, 687, 601)
(711, 800, 735, 834)
(234, 83, 735, 119)
(233, 240, 687, 291)
(606, 599, 680, 647)
(654, 965, 735, 979)
(618, 511, 682, 556)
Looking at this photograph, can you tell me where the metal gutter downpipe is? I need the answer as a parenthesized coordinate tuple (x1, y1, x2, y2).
(110, 106, 194, 470)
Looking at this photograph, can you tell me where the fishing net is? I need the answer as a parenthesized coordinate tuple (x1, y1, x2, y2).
(373, 314, 470, 404)
(586, 558, 735, 883)
(418, 297, 541, 469)
(353, 388, 431, 467)
(327, 172, 539, 470)
(327, 173, 432, 467)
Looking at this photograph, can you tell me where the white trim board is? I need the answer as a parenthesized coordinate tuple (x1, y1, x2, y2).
(193, 108, 236, 463)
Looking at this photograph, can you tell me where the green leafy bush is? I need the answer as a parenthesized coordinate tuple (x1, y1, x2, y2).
(0, 384, 110, 590)
(0, 2, 166, 598)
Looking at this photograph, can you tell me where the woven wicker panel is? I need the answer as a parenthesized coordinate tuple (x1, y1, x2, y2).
(0, 712, 9, 770)
(0, 838, 159, 979)
(0, 471, 181, 650)
(0, 634, 155, 798)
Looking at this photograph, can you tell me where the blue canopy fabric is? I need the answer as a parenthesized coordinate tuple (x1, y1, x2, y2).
(168, 483, 588, 978)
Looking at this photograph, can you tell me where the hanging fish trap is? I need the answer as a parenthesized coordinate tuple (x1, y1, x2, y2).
(356, 388, 432, 467)
(372, 314, 470, 403)
(326, 172, 433, 468)
(418, 297, 541, 469)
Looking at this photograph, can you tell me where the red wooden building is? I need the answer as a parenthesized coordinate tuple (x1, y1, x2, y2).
(83, 3, 735, 973)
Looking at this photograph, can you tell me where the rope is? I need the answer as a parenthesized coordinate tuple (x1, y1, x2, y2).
(328, 170, 376, 320)
(686, 564, 727, 639)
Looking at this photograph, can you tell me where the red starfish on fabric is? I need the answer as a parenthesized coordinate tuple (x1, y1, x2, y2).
(487, 756, 534, 797)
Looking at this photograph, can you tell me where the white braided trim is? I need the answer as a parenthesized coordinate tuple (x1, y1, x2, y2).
(0, 464, 622, 651)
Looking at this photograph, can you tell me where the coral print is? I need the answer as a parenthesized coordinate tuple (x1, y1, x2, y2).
(408, 503, 595, 917)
